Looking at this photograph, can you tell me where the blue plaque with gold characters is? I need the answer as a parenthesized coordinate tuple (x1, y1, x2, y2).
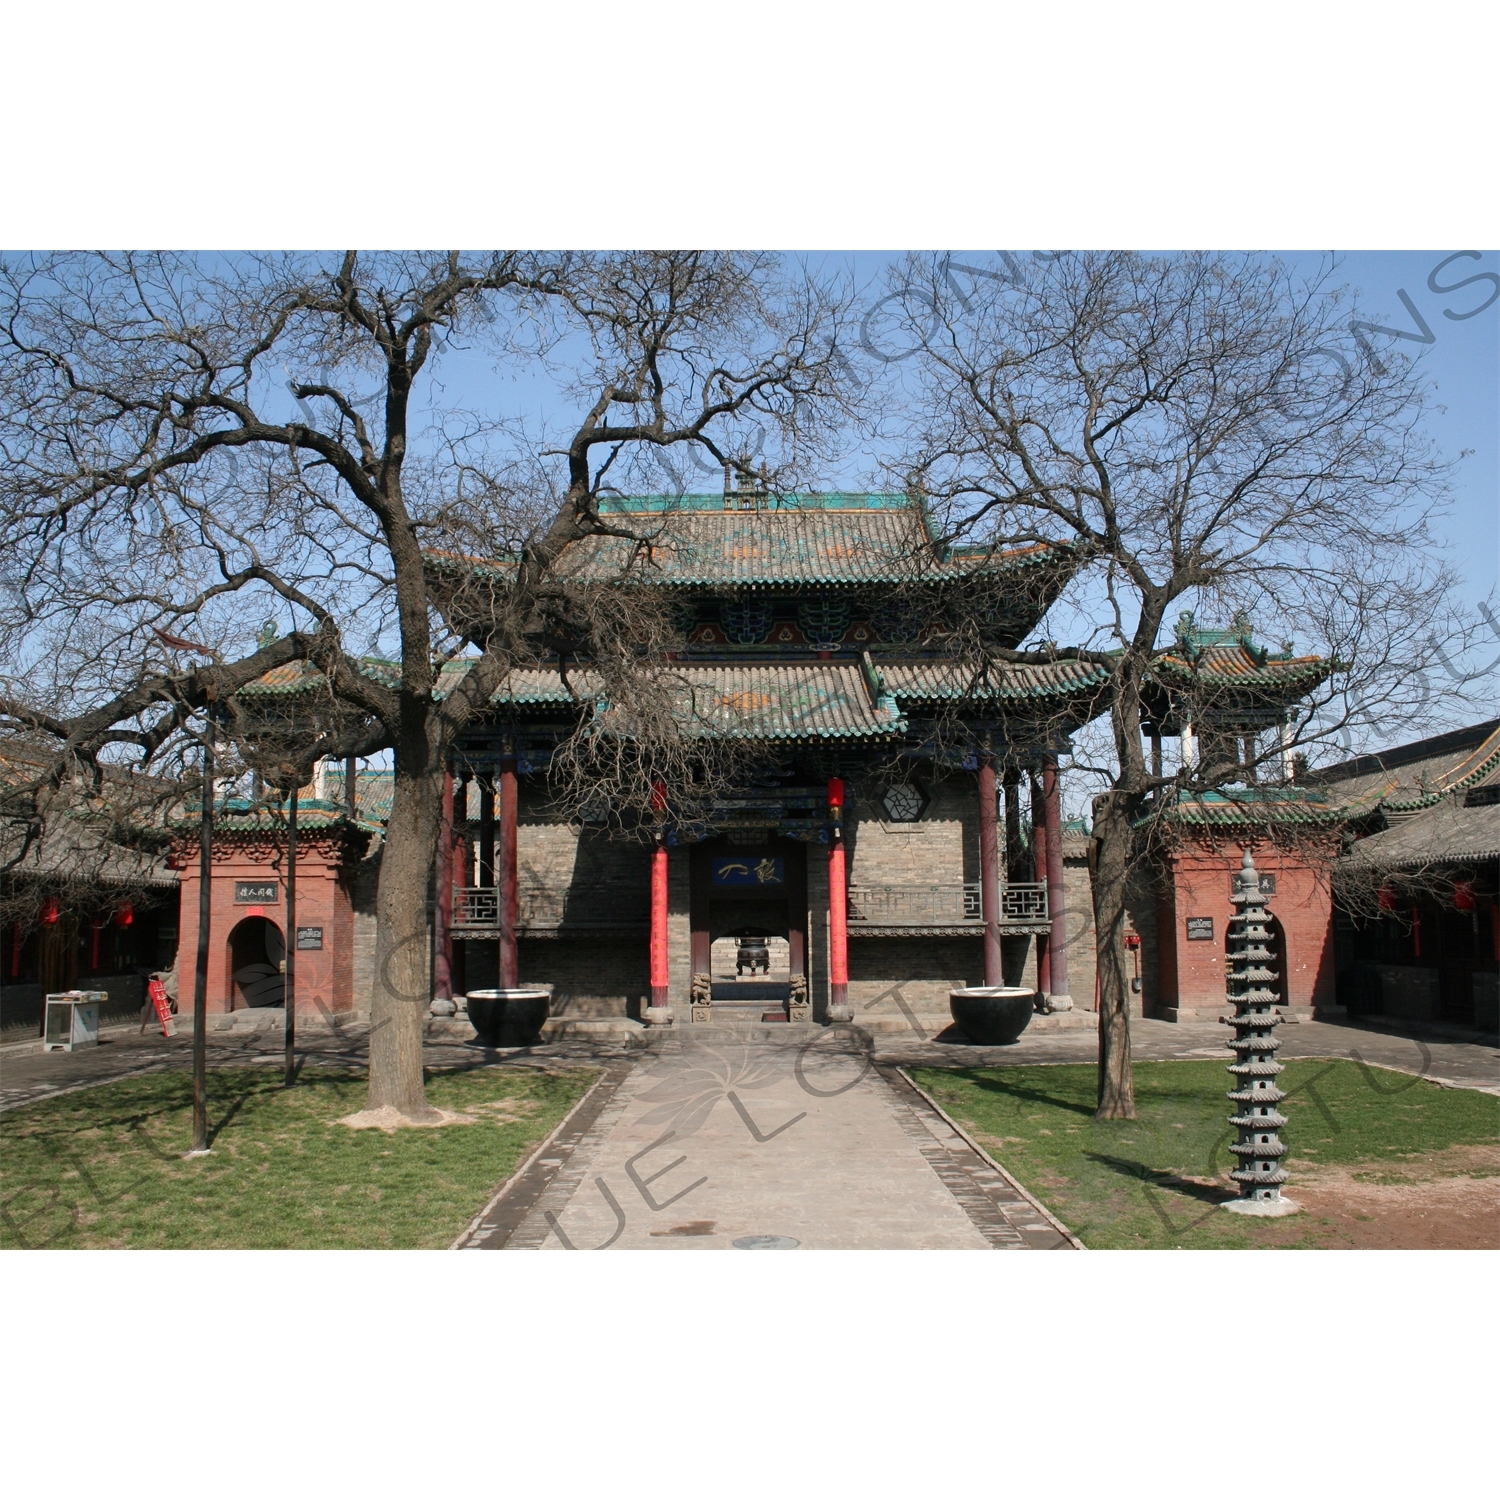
(711, 856, 785, 886)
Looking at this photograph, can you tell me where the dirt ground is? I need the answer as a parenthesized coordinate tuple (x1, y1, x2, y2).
(1274, 1144, 1500, 1249)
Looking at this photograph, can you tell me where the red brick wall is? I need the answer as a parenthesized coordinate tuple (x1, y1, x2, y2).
(173, 833, 356, 1015)
(1164, 839, 1336, 1014)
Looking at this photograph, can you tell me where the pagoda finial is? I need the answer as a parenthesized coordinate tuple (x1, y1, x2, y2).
(1223, 846, 1300, 1217)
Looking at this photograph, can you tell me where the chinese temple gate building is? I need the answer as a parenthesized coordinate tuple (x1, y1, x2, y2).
(165, 489, 1338, 1038)
(439, 489, 1107, 1034)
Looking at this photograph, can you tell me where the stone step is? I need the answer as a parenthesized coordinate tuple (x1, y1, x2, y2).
(674, 1022, 827, 1043)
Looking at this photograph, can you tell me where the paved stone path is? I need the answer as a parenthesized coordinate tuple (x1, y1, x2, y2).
(460, 1031, 1075, 1251)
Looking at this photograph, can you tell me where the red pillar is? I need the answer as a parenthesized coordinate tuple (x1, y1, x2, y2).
(648, 781, 671, 1018)
(1031, 772, 1052, 995)
(978, 756, 1002, 987)
(1043, 757, 1071, 1007)
(433, 765, 454, 1005)
(827, 777, 851, 1021)
(650, 841, 670, 1005)
(499, 753, 519, 989)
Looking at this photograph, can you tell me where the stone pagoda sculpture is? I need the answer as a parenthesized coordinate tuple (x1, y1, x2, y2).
(1223, 848, 1299, 1216)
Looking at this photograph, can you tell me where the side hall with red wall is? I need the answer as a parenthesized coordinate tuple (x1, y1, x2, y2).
(1152, 835, 1338, 1022)
(172, 828, 358, 1016)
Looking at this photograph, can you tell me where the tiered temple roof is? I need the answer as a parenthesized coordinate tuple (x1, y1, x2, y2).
(241, 498, 1333, 760)
(1140, 611, 1333, 733)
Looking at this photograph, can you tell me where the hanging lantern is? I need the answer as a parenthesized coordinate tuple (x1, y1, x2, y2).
(115, 900, 134, 927)
(1378, 885, 1396, 912)
(1453, 882, 1475, 913)
(39, 896, 59, 925)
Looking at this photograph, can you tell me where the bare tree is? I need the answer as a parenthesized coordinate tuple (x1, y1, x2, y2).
(0, 250, 853, 1122)
(880, 251, 1474, 1116)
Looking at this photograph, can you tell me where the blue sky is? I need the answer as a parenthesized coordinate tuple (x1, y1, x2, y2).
(412, 249, 1497, 653)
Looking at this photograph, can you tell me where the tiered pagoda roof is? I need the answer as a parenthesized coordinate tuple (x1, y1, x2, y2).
(1140, 611, 1333, 733)
(425, 491, 1081, 656)
(560, 492, 1074, 590)
(241, 501, 1337, 758)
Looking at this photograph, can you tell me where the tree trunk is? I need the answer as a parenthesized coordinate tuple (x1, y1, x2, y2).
(1092, 790, 1137, 1119)
(366, 731, 445, 1122)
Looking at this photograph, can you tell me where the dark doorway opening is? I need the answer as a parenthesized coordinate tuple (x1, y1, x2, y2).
(1265, 914, 1290, 1008)
(691, 835, 807, 1015)
(228, 916, 285, 1008)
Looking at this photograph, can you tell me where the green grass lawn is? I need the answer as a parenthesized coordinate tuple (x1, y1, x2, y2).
(0, 1064, 597, 1249)
(911, 1059, 1500, 1249)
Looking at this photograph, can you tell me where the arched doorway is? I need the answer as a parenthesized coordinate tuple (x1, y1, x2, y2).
(228, 917, 285, 1009)
(1265, 914, 1291, 1008)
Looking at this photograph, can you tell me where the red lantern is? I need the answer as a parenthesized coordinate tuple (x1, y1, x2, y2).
(1378, 885, 1396, 913)
(1453, 882, 1475, 912)
(39, 896, 59, 925)
(115, 901, 134, 927)
(827, 777, 845, 808)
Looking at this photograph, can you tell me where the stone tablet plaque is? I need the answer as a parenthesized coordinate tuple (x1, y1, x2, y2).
(234, 880, 279, 904)
(1186, 917, 1215, 942)
(296, 926, 324, 950)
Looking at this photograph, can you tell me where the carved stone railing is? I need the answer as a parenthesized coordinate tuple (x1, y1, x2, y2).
(845, 882, 1048, 926)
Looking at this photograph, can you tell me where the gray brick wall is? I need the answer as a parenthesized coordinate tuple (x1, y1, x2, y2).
(513, 788, 650, 924)
(667, 845, 690, 1006)
(848, 934, 984, 1015)
(518, 937, 648, 1019)
(1061, 853, 1097, 1009)
(350, 845, 382, 1013)
(847, 771, 975, 889)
